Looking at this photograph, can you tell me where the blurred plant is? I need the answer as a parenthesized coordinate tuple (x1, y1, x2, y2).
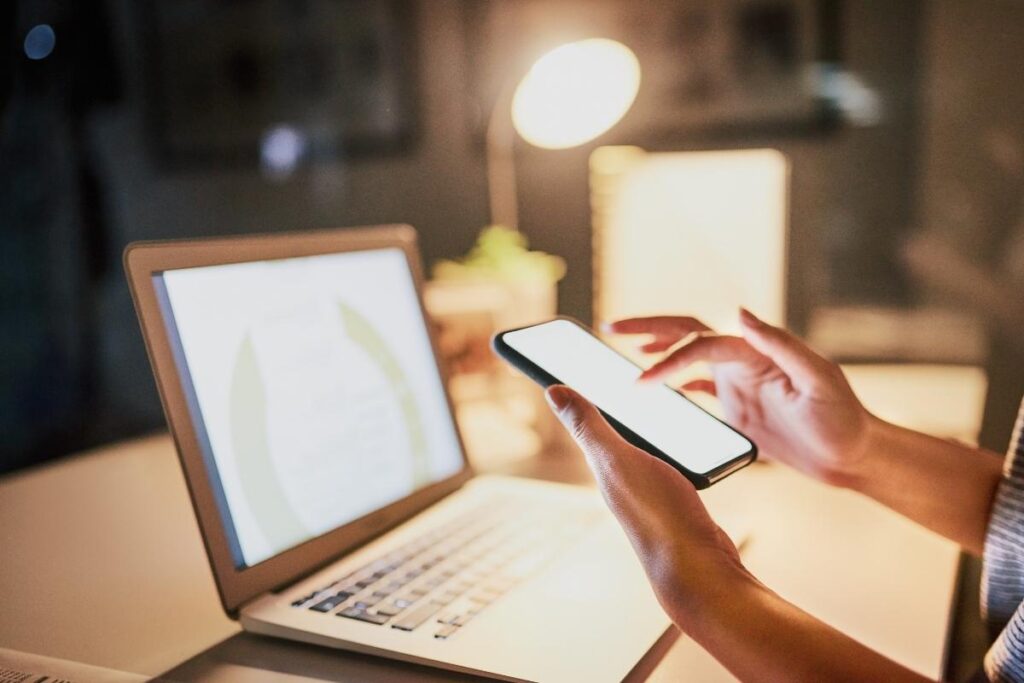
(433, 225, 566, 283)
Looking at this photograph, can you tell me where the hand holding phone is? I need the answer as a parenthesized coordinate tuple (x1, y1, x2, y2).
(492, 318, 756, 488)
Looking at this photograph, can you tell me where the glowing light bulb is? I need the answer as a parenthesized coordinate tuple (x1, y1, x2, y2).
(511, 39, 640, 150)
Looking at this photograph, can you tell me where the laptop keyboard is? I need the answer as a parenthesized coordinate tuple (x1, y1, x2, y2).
(290, 496, 600, 639)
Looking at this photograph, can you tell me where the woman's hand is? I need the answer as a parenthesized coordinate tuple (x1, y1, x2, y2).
(545, 384, 932, 682)
(607, 309, 872, 487)
(545, 385, 753, 628)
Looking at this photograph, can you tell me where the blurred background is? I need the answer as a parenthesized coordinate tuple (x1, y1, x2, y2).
(2, 0, 1024, 476)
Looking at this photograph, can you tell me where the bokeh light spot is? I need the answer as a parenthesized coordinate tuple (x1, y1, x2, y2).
(24, 25, 56, 61)
(260, 125, 307, 180)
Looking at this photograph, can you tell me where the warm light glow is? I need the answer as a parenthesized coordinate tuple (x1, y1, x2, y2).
(591, 147, 788, 344)
(511, 39, 640, 150)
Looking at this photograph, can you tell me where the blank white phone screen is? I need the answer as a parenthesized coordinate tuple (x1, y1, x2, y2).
(503, 319, 753, 475)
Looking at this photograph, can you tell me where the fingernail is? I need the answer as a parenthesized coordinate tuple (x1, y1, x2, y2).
(545, 385, 573, 412)
(599, 321, 613, 333)
(739, 307, 762, 328)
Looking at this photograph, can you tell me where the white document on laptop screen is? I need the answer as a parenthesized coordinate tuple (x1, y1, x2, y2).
(158, 248, 464, 567)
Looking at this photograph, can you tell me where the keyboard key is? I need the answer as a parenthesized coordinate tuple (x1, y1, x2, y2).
(291, 592, 317, 607)
(435, 623, 459, 639)
(438, 609, 477, 627)
(435, 591, 460, 605)
(392, 601, 444, 631)
(451, 612, 475, 627)
(338, 607, 389, 625)
(309, 592, 351, 612)
(375, 603, 407, 617)
(356, 592, 385, 606)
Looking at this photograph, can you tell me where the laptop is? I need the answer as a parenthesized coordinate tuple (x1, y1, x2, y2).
(124, 225, 672, 682)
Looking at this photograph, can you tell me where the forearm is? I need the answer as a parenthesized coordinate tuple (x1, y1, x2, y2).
(843, 415, 1003, 555)
(674, 571, 930, 683)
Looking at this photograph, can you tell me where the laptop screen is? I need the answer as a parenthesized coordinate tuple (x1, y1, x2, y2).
(152, 247, 465, 568)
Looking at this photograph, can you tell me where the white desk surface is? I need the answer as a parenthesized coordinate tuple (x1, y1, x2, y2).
(0, 364, 978, 681)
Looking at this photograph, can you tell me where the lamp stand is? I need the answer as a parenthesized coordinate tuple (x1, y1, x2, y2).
(486, 82, 519, 231)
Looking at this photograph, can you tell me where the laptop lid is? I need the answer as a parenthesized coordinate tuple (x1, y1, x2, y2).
(124, 226, 473, 615)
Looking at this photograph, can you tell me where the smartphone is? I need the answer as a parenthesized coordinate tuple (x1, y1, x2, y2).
(492, 317, 757, 488)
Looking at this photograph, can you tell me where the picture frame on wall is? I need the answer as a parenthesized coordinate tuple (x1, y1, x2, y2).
(139, 0, 419, 168)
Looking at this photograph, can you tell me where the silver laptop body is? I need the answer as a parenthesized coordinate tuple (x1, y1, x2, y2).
(125, 225, 670, 682)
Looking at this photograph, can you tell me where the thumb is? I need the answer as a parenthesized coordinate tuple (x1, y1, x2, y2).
(545, 385, 638, 482)
(546, 386, 710, 563)
(739, 308, 832, 390)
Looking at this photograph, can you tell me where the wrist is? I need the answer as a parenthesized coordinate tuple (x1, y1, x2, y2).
(663, 556, 765, 636)
(829, 413, 892, 493)
(655, 544, 770, 634)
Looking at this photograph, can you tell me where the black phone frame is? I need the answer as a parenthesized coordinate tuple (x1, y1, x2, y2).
(492, 316, 757, 489)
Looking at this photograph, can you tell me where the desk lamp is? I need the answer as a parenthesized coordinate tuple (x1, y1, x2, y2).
(487, 38, 641, 230)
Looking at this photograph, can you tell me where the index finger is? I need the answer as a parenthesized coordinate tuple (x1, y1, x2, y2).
(639, 334, 770, 383)
(605, 316, 712, 340)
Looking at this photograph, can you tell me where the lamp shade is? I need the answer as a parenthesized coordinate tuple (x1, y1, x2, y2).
(511, 39, 640, 150)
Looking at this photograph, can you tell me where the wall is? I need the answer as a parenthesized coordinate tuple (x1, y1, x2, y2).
(87, 0, 492, 437)
(914, 0, 1024, 451)
(916, 0, 1024, 259)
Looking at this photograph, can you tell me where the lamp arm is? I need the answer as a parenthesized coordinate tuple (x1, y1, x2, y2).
(486, 79, 519, 231)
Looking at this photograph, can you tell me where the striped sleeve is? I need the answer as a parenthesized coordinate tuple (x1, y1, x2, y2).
(986, 601, 1024, 682)
(983, 401, 1024, 681)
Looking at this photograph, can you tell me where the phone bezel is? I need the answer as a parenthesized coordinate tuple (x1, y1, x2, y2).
(492, 316, 757, 489)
